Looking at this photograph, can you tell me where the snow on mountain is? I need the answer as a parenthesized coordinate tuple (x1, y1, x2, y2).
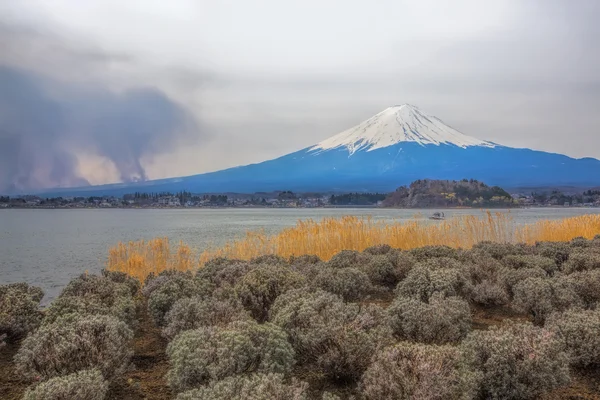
(310, 104, 495, 155)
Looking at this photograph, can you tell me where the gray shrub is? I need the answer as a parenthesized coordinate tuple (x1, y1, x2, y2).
(361, 342, 478, 400)
(513, 277, 583, 324)
(175, 373, 308, 400)
(313, 266, 373, 301)
(546, 309, 600, 367)
(462, 322, 570, 399)
(147, 272, 214, 326)
(166, 320, 295, 392)
(162, 295, 251, 341)
(0, 283, 43, 340)
(22, 369, 108, 400)
(15, 314, 133, 382)
(234, 264, 305, 321)
(395, 261, 470, 302)
(387, 294, 472, 344)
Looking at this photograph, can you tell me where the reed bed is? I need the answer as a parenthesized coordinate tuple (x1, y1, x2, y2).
(107, 212, 600, 281)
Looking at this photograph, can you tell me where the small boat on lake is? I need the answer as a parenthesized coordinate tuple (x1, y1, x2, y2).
(429, 212, 445, 220)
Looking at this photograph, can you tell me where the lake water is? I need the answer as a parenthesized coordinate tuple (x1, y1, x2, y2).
(2, 207, 599, 303)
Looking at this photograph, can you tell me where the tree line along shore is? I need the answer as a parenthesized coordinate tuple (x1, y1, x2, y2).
(3, 179, 600, 209)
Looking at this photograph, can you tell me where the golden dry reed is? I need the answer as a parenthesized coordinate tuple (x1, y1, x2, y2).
(107, 212, 600, 281)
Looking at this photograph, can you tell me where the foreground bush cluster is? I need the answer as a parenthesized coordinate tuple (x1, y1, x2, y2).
(7, 235, 600, 399)
(4, 270, 139, 400)
(135, 237, 600, 399)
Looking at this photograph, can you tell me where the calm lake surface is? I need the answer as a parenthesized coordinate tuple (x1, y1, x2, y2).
(2, 207, 600, 303)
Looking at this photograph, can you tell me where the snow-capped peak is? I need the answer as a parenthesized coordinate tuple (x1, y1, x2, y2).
(310, 104, 495, 155)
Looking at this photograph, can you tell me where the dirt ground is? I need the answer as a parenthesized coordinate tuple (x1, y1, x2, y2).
(1, 303, 600, 400)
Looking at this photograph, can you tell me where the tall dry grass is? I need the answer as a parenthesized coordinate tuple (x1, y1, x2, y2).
(106, 212, 600, 281)
(107, 238, 195, 282)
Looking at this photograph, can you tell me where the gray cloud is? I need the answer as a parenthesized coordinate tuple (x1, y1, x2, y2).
(0, 67, 88, 191)
(0, 0, 599, 189)
(0, 19, 202, 193)
(0, 66, 198, 192)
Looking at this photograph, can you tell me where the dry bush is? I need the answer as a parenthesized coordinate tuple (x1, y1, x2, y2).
(327, 250, 372, 269)
(147, 272, 214, 326)
(0, 283, 43, 340)
(61, 273, 131, 305)
(570, 236, 590, 248)
(52, 273, 138, 326)
(411, 256, 464, 270)
(142, 274, 171, 298)
(15, 314, 133, 382)
(361, 342, 478, 400)
(175, 373, 308, 400)
(313, 266, 373, 301)
(291, 261, 327, 284)
(269, 289, 346, 362)
(409, 245, 459, 261)
(166, 320, 295, 392)
(562, 269, 600, 308)
(360, 252, 415, 288)
(463, 255, 509, 305)
(363, 244, 393, 255)
(234, 264, 305, 321)
(42, 294, 136, 327)
(513, 277, 583, 324)
(197, 261, 256, 289)
(470, 280, 510, 306)
(203, 257, 245, 269)
(546, 309, 600, 367)
(395, 261, 470, 302)
(500, 266, 548, 298)
(162, 296, 251, 341)
(269, 289, 393, 381)
(315, 304, 394, 382)
(502, 254, 558, 275)
(289, 254, 322, 268)
(5, 282, 44, 303)
(534, 241, 571, 267)
(100, 269, 140, 297)
(249, 254, 289, 266)
(360, 254, 397, 287)
(387, 294, 472, 344)
(562, 249, 600, 274)
(384, 249, 417, 281)
(22, 369, 108, 400)
(472, 241, 527, 260)
(462, 322, 570, 399)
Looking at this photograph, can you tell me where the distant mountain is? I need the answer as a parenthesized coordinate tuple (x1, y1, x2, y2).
(34, 104, 600, 196)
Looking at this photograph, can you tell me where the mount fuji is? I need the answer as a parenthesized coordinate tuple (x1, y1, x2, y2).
(40, 104, 600, 196)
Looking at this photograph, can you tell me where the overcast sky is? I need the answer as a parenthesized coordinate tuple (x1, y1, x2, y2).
(1, 0, 599, 191)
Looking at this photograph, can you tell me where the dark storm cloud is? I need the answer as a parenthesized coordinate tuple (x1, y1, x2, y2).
(0, 67, 88, 191)
(0, 20, 202, 193)
(0, 66, 197, 193)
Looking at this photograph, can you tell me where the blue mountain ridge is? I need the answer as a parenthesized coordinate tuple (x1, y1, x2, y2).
(36, 142, 600, 197)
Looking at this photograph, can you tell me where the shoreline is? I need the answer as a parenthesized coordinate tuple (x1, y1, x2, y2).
(3, 205, 598, 210)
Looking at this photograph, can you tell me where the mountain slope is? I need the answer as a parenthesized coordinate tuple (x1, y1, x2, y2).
(36, 105, 600, 196)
